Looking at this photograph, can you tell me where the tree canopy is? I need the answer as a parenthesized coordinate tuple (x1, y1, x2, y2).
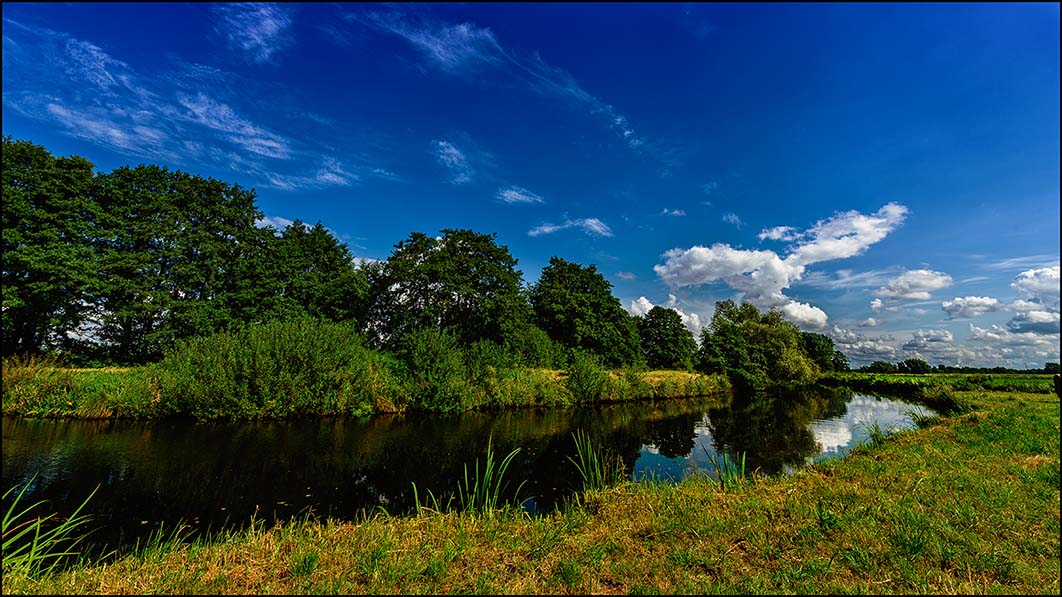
(637, 306, 696, 370)
(696, 300, 821, 390)
(529, 257, 642, 367)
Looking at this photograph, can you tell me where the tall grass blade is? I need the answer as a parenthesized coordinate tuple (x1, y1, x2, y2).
(3, 475, 98, 578)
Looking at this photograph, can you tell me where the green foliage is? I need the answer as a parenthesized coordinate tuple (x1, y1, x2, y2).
(529, 257, 642, 367)
(568, 430, 625, 493)
(897, 358, 932, 374)
(564, 349, 610, 403)
(695, 300, 819, 390)
(3, 475, 97, 579)
(269, 220, 368, 323)
(799, 332, 837, 372)
(152, 319, 381, 419)
(2, 137, 100, 357)
(862, 361, 899, 373)
(455, 436, 526, 515)
(637, 306, 696, 370)
(366, 229, 530, 349)
(395, 327, 470, 413)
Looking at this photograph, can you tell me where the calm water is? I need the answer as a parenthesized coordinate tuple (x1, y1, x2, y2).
(2, 386, 932, 554)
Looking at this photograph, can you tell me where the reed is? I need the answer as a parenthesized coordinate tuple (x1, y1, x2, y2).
(703, 448, 747, 491)
(455, 436, 526, 515)
(2, 476, 98, 579)
(568, 430, 624, 493)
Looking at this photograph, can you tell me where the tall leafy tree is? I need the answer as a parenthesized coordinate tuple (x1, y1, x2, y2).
(271, 220, 368, 323)
(637, 306, 696, 370)
(365, 229, 529, 348)
(1, 137, 99, 356)
(93, 165, 263, 362)
(529, 257, 641, 367)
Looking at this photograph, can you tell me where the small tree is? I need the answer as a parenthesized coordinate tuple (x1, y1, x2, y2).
(897, 358, 931, 374)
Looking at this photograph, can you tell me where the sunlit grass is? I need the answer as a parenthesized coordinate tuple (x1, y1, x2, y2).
(2, 476, 99, 580)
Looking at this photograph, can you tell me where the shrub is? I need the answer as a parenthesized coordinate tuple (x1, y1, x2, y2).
(565, 349, 609, 403)
(396, 328, 470, 413)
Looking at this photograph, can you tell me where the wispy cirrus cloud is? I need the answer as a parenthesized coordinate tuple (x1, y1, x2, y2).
(3, 19, 399, 193)
(529, 217, 613, 238)
(212, 3, 294, 64)
(352, 7, 654, 154)
(497, 186, 544, 204)
(661, 208, 686, 216)
(432, 139, 474, 184)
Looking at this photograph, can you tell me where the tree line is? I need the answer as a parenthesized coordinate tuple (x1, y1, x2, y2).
(3, 137, 850, 387)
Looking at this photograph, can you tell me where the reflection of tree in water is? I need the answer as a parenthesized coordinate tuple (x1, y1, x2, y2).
(706, 386, 854, 475)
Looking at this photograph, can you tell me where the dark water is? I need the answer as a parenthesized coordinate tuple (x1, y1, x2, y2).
(2, 386, 932, 555)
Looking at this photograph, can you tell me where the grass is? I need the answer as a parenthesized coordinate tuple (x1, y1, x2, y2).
(2, 355, 728, 420)
(703, 449, 747, 491)
(4, 387, 1058, 594)
(568, 430, 625, 493)
(2, 476, 99, 581)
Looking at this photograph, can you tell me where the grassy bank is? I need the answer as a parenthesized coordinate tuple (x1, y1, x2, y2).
(4, 388, 1058, 594)
(1, 357, 727, 420)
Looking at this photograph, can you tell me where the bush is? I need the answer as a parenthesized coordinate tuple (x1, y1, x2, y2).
(565, 349, 609, 403)
(396, 328, 470, 413)
(153, 319, 377, 419)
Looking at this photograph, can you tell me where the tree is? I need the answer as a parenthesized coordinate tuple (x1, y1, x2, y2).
(365, 229, 529, 348)
(270, 220, 368, 323)
(529, 257, 641, 367)
(831, 349, 850, 372)
(92, 165, 263, 362)
(862, 361, 898, 373)
(695, 300, 819, 390)
(2, 137, 100, 356)
(897, 358, 932, 374)
(637, 306, 696, 370)
(800, 332, 837, 372)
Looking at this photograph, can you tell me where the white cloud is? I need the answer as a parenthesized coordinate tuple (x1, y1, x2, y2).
(497, 186, 544, 204)
(212, 3, 294, 64)
(876, 269, 953, 300)
(758, 226, 798, 242)
(701, 181, 718, 195)
(941, 296, 1004, 318)
(1006, 310, 1061, 335)
(177, 92, 291, 159)
(983, 254, 1060, 271)
(653, 203, 909, 330)
(859, 318, 879, 328)
(362, 13, 505, 74)
(829, 325, 898, 363)
(360, 9, 652, 153)
(255, 215, 294, 232)
(870, 298, 884, 312)
(722, 212, 742, 227)
(615, 271, 637, 280)
(432, 139, 474, 184)
(529, 217, 613, 238)
(661, 208, 686, 216)
(779, 301, 828, 329)
(1011, 266, 1060, 310)
(628, 296, 654, 317)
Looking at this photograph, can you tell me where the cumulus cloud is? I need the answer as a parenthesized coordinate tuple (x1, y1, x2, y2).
(870, 298, 884, 312)
(661, 208, 686, 216)
(829, 325, 898, 363)
(497, 186, 544, 204)
(941, 296, 1004, 318)
(1006, 310, 1061, 335)
(1011, 266, 1060, 310)
(654, 203, 908, 329)
(779, 301, 828, 329)
(529, 217, 612, 238)
(859, 318, 879, 328)
(876, 269, 953, 301)
(902, 329, 955, 354)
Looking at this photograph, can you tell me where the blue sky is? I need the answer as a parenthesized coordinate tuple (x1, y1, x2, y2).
(3, 3, 1059, 367)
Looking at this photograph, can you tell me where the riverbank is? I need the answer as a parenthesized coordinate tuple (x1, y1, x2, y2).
(1, 357, 729, 419)
(4, 388, 1057, 594)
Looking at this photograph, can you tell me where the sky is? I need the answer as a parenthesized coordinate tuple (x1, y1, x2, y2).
(3, 2, 1059, 368)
